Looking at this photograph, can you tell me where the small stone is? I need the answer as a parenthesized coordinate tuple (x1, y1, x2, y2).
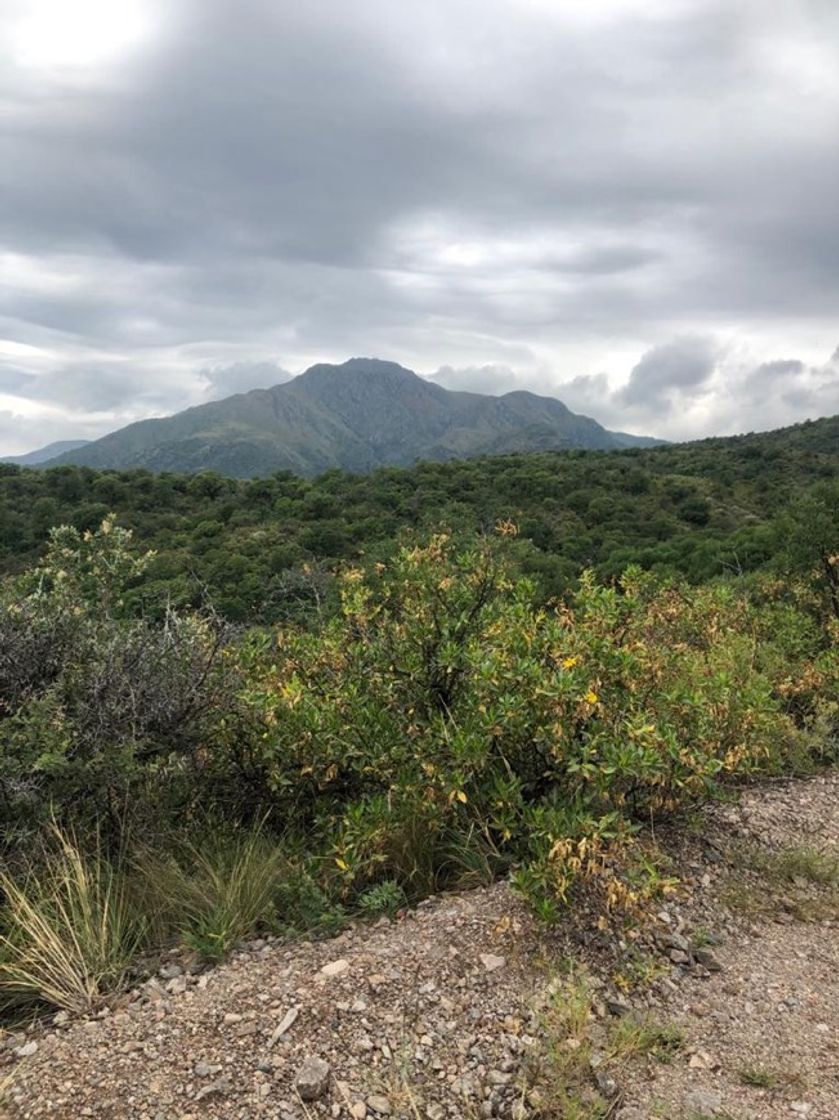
(320, 959, 350, 978)
(694, 947, 722, 971)
(268, 1006, 299, 1046)
(195, 1077, 231, 1101)
(367, 1095, 392, 1115)
(593, 1070, 619, 1098)
(295, 1056, 331, 1101)
(790, 1103, 813, 1116)
(669, 949, 690, 965)
(159, 962, 183, 980)
(685, 1089, 722, 1115)
(665, 932, 691, 953)
(195, 1061, 221, 1077)
(52, 1010, 70, 1027)
(16, 1041, 38, 1058)
(479, 953, 506, 972)
(688, 1051, 714, 1070)
(234, 1019, 259, 1037)
(350, 1103, 367, 1119)
(606, 995, 631, 1017)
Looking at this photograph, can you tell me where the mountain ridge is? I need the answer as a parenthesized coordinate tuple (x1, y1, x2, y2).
(42, 358, 660, 478)
(1, 439, 91, 466)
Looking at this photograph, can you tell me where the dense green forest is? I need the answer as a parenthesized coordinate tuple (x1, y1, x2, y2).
(1, 414, 837, 621)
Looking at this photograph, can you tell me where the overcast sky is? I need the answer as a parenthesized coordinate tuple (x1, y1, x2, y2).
(1, 0, 838, 454)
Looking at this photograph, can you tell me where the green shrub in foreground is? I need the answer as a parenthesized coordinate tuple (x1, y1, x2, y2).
(238, 531, 820, 919)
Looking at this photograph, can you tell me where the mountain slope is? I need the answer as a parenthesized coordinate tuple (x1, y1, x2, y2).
(45, 359, 656, 477)
(1, 439, 91, 465)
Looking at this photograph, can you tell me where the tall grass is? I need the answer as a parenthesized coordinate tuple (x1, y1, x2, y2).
(0, 827, 148, 1014)
(135, 826, 285, 961)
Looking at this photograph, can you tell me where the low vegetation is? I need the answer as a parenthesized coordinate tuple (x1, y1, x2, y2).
(0, 455, 837, 1018)
(520, 967, 684, 1118)
(722, 841, 839, 923)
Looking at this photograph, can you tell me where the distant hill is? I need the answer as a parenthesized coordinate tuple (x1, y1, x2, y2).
(1, 439, 91, 466)
(44, 359, 658, 477)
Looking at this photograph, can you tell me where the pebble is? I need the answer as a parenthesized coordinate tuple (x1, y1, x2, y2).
(295, 1055, 331, 1100)
(321, 959, 350, 978)
(269, 1006, 299, 1045)
(685, 1088, 723, 1115)
(479, 953, 506, 972)
(593, 1069, 619, 1098)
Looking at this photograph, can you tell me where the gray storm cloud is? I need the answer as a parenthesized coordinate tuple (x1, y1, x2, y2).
(615, 338, 719, 413)
(0, 0, 838, 453)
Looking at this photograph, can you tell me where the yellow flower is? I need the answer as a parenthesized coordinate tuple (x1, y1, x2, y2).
(585, 690, 599, 705)
(562, 656, 578, 669)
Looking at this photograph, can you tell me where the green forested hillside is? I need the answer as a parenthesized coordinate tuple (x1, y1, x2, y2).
(0, 414, 836, 621)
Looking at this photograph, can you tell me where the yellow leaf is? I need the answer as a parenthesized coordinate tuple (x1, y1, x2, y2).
(335, 857, 349, 871)
(455, 790, 468, 803)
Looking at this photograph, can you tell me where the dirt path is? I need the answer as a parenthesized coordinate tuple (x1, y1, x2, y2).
(3, 772, 837, 1120)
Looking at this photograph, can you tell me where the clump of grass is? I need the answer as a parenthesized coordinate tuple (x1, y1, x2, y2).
(521, 967, 686, 1120)
(761, 844, 839, 886)
(612, 947, 668, 993)
(723, 842, 839, 921)
(0, 826, 148, 1014)
(136, 825, 285, 961)
(738, 1063, 803, 1090)
(607, 1017, 684, 1065)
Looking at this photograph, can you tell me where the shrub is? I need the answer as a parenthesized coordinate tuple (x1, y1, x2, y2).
(356, 879, 407, 919)
(240, 533, 807, 920)
(0, 518, 241, 845)
(0, 827, 148, 1013)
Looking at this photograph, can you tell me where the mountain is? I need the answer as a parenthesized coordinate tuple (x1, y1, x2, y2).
(1, 439, 91, 466)
(44, 358, 658, 478)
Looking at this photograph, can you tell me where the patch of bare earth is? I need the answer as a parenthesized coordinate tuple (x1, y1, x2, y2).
(2, 772, 837, 1120)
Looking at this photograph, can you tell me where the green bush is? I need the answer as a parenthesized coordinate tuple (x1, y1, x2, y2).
(239, 532, 812, 919)
(0, 518, 241, 845)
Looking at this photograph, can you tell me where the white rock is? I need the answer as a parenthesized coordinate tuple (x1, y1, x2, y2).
(320, 959, 350, 978)
(268, 1006, 299, 1046)
(479, 953, 506, 972)
(685, 1089, 722, 1115)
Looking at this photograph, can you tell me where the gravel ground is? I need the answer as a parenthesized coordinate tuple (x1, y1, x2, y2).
(2, 771, 837, 1120)
(618, 770, 839, 1120)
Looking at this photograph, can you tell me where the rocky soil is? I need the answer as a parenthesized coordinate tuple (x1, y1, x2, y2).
(2, 771, 837, 1120)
